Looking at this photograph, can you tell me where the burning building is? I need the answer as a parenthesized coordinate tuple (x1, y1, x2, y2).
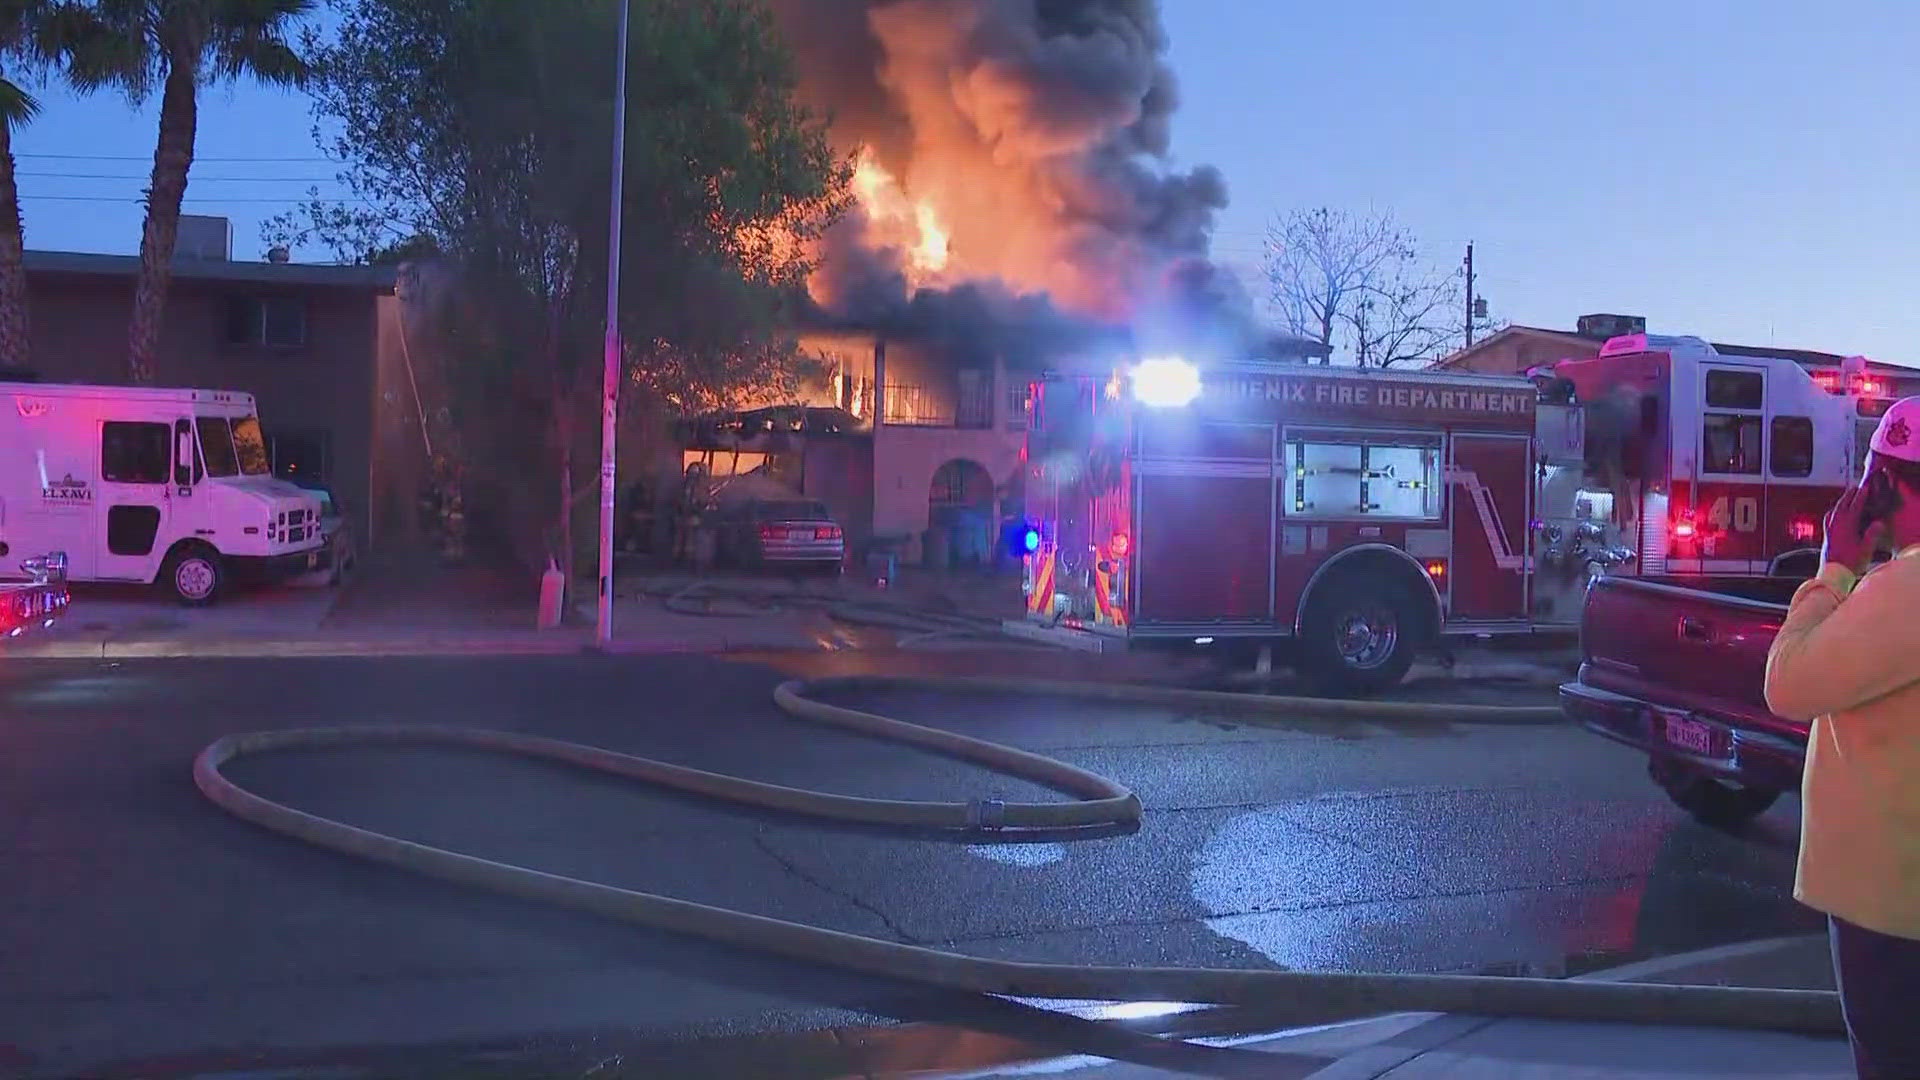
(681, 0, 1324, 566)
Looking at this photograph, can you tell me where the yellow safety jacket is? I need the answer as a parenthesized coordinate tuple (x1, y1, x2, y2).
(1765, 546, 1920, 941)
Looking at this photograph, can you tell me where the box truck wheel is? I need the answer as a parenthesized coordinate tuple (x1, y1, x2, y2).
(162, 544, 224, 606)
(1299, 572, 1422, 695)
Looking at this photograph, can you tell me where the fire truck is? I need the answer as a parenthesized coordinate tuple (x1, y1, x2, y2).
(1010, 333, 1886, 692)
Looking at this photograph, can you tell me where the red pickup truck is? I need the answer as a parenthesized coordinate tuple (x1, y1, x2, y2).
(1559, 574, 1808, 830)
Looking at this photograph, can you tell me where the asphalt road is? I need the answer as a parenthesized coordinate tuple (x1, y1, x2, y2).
(0, 653, 1818, 1077)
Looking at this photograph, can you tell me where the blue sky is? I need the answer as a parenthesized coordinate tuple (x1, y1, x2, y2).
(14, 0, 1920, 362)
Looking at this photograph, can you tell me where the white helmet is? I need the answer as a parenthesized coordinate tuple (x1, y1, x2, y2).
(1870, 396, 1920, 463)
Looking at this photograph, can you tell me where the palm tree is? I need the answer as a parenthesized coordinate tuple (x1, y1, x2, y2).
(0, 0, 62, 371)
(64, 0, 311, 384)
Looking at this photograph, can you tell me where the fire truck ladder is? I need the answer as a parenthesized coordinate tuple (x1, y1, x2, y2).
(1448, 467, 1529, 572)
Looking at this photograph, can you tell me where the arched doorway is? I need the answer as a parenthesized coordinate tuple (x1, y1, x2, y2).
(928, 458, 995, 568)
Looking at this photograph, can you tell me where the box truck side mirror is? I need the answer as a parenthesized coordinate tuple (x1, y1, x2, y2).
(174, 422, 195, 491)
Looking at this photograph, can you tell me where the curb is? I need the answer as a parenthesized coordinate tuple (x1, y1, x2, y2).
(1409, 660, 1575, 685)
(1074, 936, 1840, 1073)
(1573, 934, 1831, 987)
(10, 635, 709, 660)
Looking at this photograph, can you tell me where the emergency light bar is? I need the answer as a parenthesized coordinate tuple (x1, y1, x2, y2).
(1132, 357, 1201, 408)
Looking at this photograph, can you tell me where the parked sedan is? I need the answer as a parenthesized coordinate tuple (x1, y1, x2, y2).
(716, 498, 845, 572)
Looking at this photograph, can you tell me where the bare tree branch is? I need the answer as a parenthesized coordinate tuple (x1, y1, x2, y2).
(1264, 206, 1482, 368)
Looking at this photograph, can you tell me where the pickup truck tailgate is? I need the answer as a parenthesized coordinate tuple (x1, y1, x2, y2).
(1578, 575, 1802, 740)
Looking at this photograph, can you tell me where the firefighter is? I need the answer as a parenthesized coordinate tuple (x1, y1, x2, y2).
(1763, 396, 1920, 1079)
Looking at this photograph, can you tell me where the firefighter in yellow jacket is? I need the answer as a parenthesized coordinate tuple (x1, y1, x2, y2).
(1765, 397, 1920, 1079)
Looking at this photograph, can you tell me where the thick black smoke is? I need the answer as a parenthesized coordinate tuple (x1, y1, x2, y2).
(770, 0, 1253, 349)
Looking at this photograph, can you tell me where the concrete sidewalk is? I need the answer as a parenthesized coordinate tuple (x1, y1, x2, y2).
(11, 558, 1577, 683)
(14, 554, 864, 659)
(1018, 936, 1851, 1079)
(10, 606, 840, 660)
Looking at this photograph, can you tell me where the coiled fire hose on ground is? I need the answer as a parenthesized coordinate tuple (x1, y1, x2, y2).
(194, 675, 1843, 1037)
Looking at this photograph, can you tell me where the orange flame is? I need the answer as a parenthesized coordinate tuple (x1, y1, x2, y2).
(849, 145, 949, 284)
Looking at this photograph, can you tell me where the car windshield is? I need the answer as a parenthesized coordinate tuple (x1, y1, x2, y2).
(230, 415, 271, 476)
(197, 416, 238, 477)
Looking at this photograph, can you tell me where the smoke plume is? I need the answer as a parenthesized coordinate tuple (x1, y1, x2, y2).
(770, 0, 1248, 344)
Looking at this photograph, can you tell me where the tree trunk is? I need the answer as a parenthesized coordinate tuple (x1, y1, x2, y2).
(544, 297, 574, 608)
(0, 119, 30, 371)
(127, 57, 200, 385)
(558, 407, 573, 614)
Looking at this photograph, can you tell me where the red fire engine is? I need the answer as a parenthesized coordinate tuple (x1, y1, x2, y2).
(1011, 333, 1885, 691)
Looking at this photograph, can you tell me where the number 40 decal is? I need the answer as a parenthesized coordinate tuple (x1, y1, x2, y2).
(1707, 496, 1760, 533)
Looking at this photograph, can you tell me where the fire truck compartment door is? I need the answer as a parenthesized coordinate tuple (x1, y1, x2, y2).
(1448, 433, 1530, 621)
(1133, 423, 1275, 625)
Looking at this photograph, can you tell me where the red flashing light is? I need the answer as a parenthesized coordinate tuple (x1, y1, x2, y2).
(1814, 371, 1842, 392)
(1789, 517, 1817, 543)
(1110, 533, 1130, 557)
(1672, 512, 1697, 540)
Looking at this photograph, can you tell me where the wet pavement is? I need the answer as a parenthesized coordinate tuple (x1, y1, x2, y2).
(0, 651, 1819, 1077)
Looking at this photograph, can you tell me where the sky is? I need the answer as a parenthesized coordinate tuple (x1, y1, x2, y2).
(13, 0, 1920, 363)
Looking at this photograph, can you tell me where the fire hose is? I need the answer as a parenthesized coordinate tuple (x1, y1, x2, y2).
(194, 675, 1843, 1038)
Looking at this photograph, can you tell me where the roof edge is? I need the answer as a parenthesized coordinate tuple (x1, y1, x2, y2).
(23, 248, 397, 291)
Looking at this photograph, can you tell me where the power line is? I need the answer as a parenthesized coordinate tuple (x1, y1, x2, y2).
(18, 172, 342, 182)
(15, 152, 335, 163)
(17, 193, 371, 204)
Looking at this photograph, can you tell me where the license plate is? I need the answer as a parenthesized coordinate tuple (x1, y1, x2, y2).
(1662, 714, 1716, 756)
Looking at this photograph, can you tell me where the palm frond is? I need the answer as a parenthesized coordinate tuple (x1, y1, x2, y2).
(210, 30, 305, 85)
(42, 0, 151, 100)
(0, 75, 38, 126)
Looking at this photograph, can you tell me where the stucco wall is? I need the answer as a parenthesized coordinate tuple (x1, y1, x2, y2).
(871, 424, 1022, 538)
(801, 436, 874, 551)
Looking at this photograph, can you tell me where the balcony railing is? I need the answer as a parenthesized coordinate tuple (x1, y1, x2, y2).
(883, 381, 995, 429)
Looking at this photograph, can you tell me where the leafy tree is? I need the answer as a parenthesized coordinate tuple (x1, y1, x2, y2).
(1265, 206, 1473, 368)
(265, 0, 845, 582)
(62, 0, 312, 383)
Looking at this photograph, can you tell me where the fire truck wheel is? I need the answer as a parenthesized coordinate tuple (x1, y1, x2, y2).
(161, 544, 224, 607)
(1648, 758, 1781, 832)
(1299, 575, 1422, 695)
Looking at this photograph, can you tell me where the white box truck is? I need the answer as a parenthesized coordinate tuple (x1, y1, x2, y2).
(0, 382, 327, 604)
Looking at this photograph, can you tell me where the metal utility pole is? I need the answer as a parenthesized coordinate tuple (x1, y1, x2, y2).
(1463, 241, 1476, 348)
(595, 0, 631, 649)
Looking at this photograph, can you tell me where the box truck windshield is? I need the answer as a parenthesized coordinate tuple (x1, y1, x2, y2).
(199, 415, 271, 477)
